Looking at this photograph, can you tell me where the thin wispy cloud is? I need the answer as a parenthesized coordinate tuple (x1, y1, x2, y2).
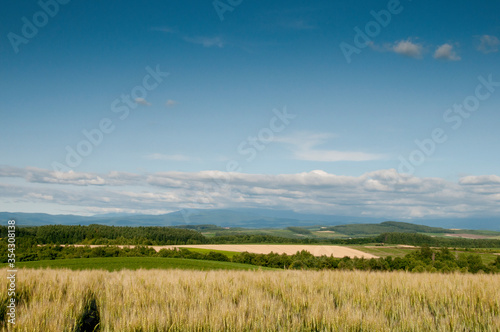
(433, 43, 461, 61)
(476, 35, 500, 54)
(135, 98, 152, 106)
(277, 19, 317, 31)
(275, 132, 385, 162)
(165, 99, 178, 107)
(150, 26, 177, 34)
(183, 36, 225, 48)
(152, 26, 225, 48)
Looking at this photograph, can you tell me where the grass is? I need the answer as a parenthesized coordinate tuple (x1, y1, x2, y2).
(348, 245, 416, 257)
(480, 253, 500, 265)
(181, 247, 241, 258)
(15, 257, 275, 271)
(2, 268, 499, 331)
(351, 245, 500, 264)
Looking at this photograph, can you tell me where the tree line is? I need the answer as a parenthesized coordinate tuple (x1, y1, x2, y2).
(3, 242, 499, 274)
(2, 224, 500, 249)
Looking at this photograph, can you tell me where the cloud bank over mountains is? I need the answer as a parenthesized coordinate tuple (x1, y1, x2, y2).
(1, 166, 499, 219)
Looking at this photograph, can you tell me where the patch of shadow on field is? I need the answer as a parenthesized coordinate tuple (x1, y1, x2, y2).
(74, 291, 100, 332)
(0, 286, 31, 327)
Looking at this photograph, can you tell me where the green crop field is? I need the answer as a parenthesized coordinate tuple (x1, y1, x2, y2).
(350, 245, 500, 264)
(15, 257, 276, 271)
(180, 247, 241, 258)
(347, 245, 416, 257)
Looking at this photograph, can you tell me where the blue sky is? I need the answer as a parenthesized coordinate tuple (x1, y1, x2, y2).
(1, 0, 500, 219)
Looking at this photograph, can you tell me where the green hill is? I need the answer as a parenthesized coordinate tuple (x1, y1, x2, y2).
(16, 257, 275, 271)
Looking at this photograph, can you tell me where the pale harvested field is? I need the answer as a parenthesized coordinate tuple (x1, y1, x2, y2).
(59, 244, 377, 258)
(445, 233, 490, 239)
(169, 244, 378, 258)
(4, 268, 500, 331)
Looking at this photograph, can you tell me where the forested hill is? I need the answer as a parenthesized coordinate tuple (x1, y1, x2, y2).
(0, 224, 208, 245)
(327, 221, 450, 236)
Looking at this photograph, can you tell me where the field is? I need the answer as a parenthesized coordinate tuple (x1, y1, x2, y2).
(171, 244, 378, 258)
(3, 268, 499, 331)
(348, 245, 415, 258)
(15, 257, 275, 271)
(59, 244, 377, 258)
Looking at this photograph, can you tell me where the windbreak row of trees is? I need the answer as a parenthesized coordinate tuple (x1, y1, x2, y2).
(2, 225, 500, 248)
(3, 242, 500, 274)
(230, 246, 500, 274)
(377, 232, 500, 248)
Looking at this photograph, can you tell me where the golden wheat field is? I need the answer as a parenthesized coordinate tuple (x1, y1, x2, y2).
(2, 268, 500, 331)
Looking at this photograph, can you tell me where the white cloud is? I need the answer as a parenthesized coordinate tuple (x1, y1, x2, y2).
(145, 153, 191, 161)
(24, 193, 54, 201)
(275, 132, 384, 162)
(151, 26, 176, 34)
(165, 99, 177, 107)
(183, 36, 225, 48)
(459, 175, 500, 186)
(476, 35, 500, 54)
(2, 166, 500, 219)
(0, 167, 142, 186)
(278, 19, 316, 31)
(433, 43, 461, 61)
(135, 98, 152, 106)
(153, 26, 225, 48)
(391, 39, 424, 58)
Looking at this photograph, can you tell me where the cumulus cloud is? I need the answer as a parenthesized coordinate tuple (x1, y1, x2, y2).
(476, 35, 500, 54)
(135, 98, 152, 106)
(391, 39, 424, 58)
(433, 43, 461, 61)
(370, 39, 424, 58)
(274, 132, 384, 162)
(459, 175, 500, 186)
(2, 166, 500, 219)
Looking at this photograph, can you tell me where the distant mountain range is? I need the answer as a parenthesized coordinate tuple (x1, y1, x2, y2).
(1, 209, 499, 231)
